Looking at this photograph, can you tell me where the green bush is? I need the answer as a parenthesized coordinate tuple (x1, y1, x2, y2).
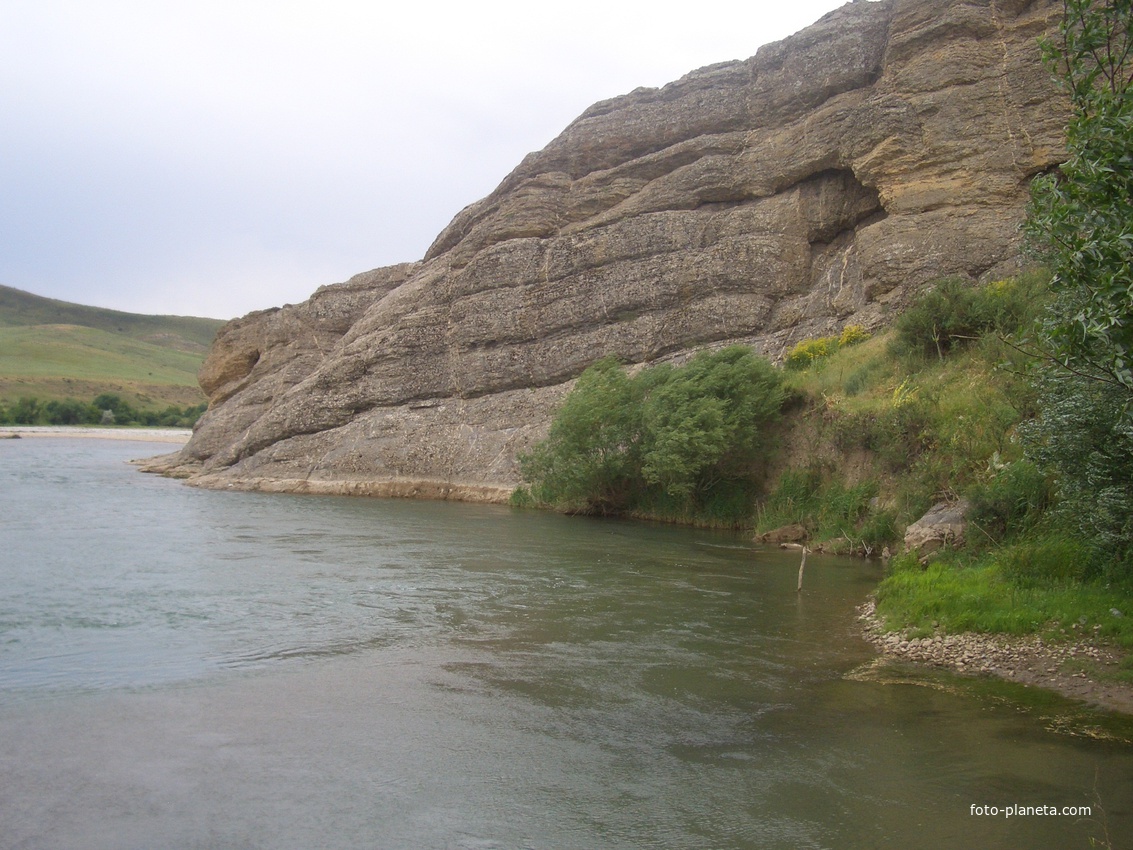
(889, 276, 1044, 362)
(1021, 371, 1133, 579)
(997, 536, 1091, 588)
(520, 357, 643, 514)
(640, 347, 783, 498)
(785, 337, 835, 370)
(1025, 0, 1133, 393)
(874, 397, 938, 471)
(843, 365, 876, 397)
(859, 509, 900, 550)
(757, 467, 880, 543)
(0, 394, 205, 428)
(966, 460, 1053, 544)
(757, 467, 824, 529)
(520, 346, 784, 520)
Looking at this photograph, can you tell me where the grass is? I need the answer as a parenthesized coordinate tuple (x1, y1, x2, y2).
(0, 284, 223, 350)
(0, 325, 209, 407)
(766, 312, 1038, 550)
(755, 467, 878, 544)
(0, 285, 223, 409)
(775, 278, 1133, 651)
(875, 552, 1133, 648)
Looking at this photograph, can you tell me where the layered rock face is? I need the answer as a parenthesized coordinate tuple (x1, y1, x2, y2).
(156, 0, 1069, 499)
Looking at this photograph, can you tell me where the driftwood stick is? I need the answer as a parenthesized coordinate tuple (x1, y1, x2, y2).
(797, 546, 808, 593)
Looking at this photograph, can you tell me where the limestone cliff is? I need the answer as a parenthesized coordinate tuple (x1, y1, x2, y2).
(151, 0, 1070, 500)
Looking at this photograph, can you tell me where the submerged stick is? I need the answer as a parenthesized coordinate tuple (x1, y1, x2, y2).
(797, 546, 808, 593)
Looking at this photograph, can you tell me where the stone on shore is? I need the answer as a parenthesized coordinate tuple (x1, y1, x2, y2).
(904, 499, 970, 559)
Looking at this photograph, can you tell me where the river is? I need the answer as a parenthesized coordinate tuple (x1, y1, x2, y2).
(1, 437, 1130, 849)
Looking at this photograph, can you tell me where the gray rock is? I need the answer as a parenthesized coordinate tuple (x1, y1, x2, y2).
(155, 0, 1069, 499)
(904, 499, 971, 558)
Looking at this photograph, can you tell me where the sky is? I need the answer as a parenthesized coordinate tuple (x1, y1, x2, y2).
(1, 0, 854, 320)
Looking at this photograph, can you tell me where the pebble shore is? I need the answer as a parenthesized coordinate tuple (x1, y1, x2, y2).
(0, 426, 191, 444)
(858, 599, 1133, 715)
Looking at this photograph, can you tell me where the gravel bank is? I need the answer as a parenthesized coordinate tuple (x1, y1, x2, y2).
(859, 599, 1133, 715)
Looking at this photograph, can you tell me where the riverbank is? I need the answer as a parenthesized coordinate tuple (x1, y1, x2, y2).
(133, 451, 514, 502)
(858, 598, 1133, 716)
(0, 425, 191, 444)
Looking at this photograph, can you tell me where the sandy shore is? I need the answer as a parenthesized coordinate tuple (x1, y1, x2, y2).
(858, 598, 1133, 716)
(0, 425, 191, 444)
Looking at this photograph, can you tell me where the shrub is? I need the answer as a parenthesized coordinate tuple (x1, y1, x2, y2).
(1025, 0, 1133, 393)
(997, 536, 1091, 588)
(519, 357, 643, 514)
(838, 324, 871, 347)
(966, 460, 1053, 544)
(889, 277, 1042, 362)
(757, 467, 879, 543)
(785, 336, 835, 370)
(843, 366, 871, 397)
(520, 346, 784, 519)
(859, 509, 900, 550)
(1021, 370, 1133, 579)
(639, 347, 784, 498)
(785, 326, 871, 371)
(0, 394, 205, 427)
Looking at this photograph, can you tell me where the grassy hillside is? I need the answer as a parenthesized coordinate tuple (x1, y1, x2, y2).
(0, 284, 224, 352)
(0, 284, 225, 409)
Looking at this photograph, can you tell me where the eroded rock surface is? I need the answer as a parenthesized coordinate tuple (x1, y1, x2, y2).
(155, 0, 1069, 499)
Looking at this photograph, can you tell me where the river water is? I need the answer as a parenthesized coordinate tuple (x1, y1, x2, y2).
(1, 438, 1131, 849)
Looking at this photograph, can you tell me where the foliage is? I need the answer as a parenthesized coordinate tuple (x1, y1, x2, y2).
(0, 393, 206, 427)
(640, 347, 783, 497)
(966, 459, 1054, 544)
(784, 325, 871, 370)
(519, 357, 643, 514)
(756, 466, 884, 545)
(997, 535, 1091, 587)
(889, 275, 1046, 362)
(785, 337, 834, 370)
(1025, 0, 1133, 392)
(519, 347, 784, 521)
(1021, 371, 1133, 578)
(838, 324, 872, 347)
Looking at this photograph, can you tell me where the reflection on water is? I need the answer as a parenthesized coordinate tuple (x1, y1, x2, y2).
(0, 438, 1130, 849)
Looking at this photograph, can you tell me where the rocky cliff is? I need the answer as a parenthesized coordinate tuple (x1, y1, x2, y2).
(150, 0, 1069, 500)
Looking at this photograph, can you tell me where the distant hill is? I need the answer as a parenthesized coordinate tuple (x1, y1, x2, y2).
(0, 284, 224, 353)
(0, 284, 226, 408)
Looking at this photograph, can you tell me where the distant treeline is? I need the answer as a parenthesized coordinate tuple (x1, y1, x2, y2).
(0, 394, 206, 428)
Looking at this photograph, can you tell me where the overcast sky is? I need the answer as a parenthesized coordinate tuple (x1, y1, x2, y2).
(1, 0, 854, 320)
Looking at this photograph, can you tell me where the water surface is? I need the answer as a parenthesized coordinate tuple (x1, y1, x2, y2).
(1, 438, 1130, 849)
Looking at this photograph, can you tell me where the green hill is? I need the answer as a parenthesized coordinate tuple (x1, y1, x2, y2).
(0, 284, 224, 352)
(0, 284, 226, 409)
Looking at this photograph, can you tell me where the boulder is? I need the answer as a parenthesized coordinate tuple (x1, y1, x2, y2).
(904, 499, 971, 558)
(757, 523, 810, 545)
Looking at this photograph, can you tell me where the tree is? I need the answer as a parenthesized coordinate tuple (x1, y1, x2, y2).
(519, 357, 644, 514)
(1024, 0, 1133, 392)
(1021, 371, 1133, 576)
(640, 347, 784, 498)
(1021, 1, 1133, 578)
(518, 347, 784, 517)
